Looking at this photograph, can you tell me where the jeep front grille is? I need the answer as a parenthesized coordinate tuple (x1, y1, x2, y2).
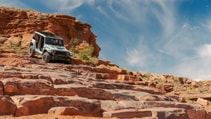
(54, 51, 67, 56)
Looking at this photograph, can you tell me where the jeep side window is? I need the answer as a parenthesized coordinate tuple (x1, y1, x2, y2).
(45, 38, 53, 45)
(35, 34, 39, 48)
(40, 37, 44, 51)
(54, 39, 64, 46)
(37, 36, 43, 51)
(45, 38, 64, 46)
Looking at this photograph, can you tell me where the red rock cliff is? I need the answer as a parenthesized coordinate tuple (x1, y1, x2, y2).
(0, 6, 101, 57)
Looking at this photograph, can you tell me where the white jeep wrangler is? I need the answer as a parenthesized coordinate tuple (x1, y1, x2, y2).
(29, 31, 72, 63)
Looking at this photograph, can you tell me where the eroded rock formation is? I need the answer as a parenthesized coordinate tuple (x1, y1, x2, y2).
(0, 6, 100, 57)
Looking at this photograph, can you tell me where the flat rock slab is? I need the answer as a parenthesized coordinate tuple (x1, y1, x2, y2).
(1, 78, 53, 95)
(100, 100, 203, 112)
(48, 106, 101, 117)
(12, 95, 101, 117)
(180, 94, 211, 100)
(103, 109, 152, 118)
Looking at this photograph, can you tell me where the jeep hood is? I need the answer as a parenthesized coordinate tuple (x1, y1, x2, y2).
(45, 45, 69, 52)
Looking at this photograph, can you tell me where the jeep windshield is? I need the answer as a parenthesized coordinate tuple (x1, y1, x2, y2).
(45, 38, 64, 46)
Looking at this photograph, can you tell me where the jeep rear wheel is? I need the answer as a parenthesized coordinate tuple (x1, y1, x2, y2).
(29, 46, 35, 57)
(42, 52, 50, 63)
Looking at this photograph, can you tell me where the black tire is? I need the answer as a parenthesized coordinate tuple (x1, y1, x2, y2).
(29, 46, 35, 57)
(42, 52, 50, 63)
(65, 60, 71, 64)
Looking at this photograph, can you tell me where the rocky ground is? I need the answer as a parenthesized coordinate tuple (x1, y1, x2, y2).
(0, 40, 211, 119)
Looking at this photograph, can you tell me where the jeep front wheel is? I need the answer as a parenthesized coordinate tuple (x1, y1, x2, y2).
(29, 46, 35, 57)
(42, 52, 50, 63)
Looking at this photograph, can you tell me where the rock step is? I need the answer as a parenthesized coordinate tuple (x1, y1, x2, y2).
(103, 109, 153, 118)
(101, 101, 207, 119)
(11, 95, 101, 117)
(94, 82, 162, 94)
(100, 100, 203, 112)
(0, 78, 172, 101)
(0, 64, 141, 83)
(0, 72, 52, 81)
(180, 94, 211, 101)
(0, 95, 208, 118)
(103, 108, 189, 119)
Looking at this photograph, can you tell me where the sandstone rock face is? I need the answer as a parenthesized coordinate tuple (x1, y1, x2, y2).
(14, 96, 54, 116)
(0, 95, 16, 115)
(12, 95, 101, 117)
(206, 110, 211, 119)
(0, 59, 207, 118)
(0, 81, 3, 95)
(48, 107, 81, 116)
(0, 6, 100, 57)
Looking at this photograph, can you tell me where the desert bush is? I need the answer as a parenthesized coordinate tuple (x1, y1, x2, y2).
(173, 77, 181, 89)
(69, 39, 98, 65)
(142, 73, 151, 81)
(156, 78, 164, 85)
(78, 45, 94, 60)
(37, 14, 47, 20)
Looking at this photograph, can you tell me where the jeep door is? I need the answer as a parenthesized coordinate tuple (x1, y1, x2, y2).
(34, 34, 44, 54)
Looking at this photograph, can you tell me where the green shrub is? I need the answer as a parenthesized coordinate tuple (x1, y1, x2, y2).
(69, 39, 98, 66)
(78, 45, 94, 61)
(156, 78, 164, 85)
(37, 14, 47, 20)
(80, 53, 89, 61)
(142, 73, 151, 81)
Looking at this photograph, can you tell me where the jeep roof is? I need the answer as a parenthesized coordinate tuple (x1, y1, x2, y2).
(34, 31, 62, 39)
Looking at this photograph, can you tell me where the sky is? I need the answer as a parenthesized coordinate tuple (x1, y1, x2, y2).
(1, 0, 211, 80)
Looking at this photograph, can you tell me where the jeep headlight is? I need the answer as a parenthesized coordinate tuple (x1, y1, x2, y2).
(49, 50, 56, 54)
(66, 52, 70, 56)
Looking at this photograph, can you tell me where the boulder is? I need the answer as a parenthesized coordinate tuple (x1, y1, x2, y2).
(2, 78, 53, 95)
(13, 96, 54, 116)
(197, 98, 208, 106)
(3, 80, 19, 95)
(13, 95, 102, 117)
(53, 96, 102, 117)
(0, 95, 16, 115)
(187, 109, 207, 119)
